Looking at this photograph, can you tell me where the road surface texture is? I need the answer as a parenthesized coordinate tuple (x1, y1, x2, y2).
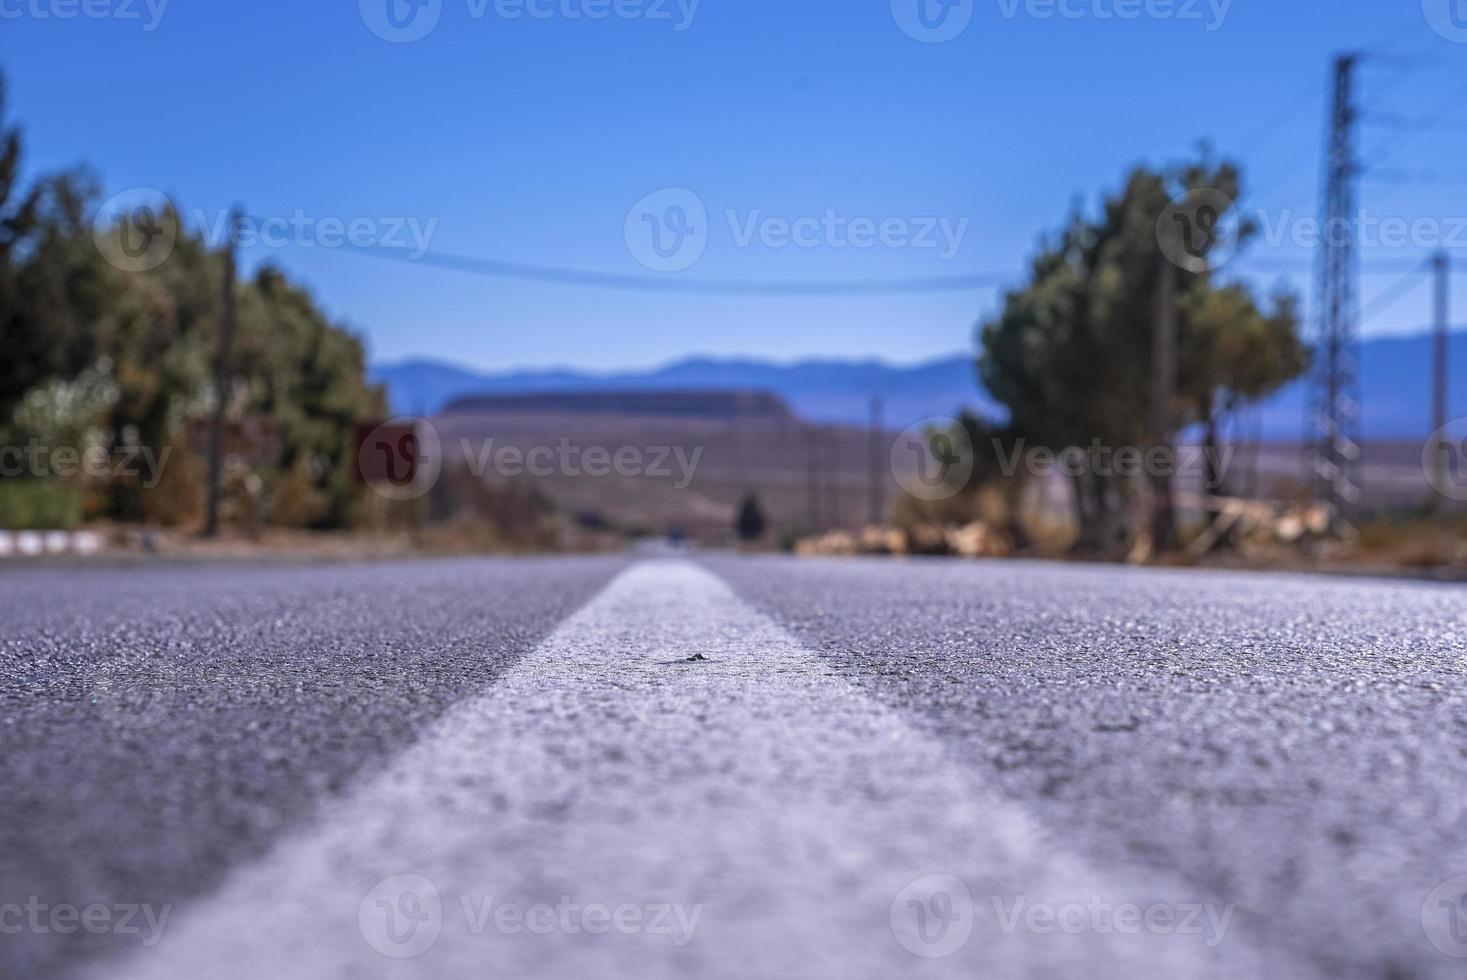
(2, 554, 1465, 978)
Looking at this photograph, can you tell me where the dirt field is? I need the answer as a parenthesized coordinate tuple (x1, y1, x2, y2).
(428, 410, 1452, 542)
(430, 411, 898, 540)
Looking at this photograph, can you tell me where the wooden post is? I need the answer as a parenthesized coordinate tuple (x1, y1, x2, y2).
(203, 207, 241, 538)
(1150, 260, 1179, 553)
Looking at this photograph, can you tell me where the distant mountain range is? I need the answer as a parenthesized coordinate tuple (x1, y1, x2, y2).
(371, 330, 1464, 440)
(371, 354, 1004, 431)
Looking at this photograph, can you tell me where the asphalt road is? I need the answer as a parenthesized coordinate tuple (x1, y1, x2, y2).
(3, 554, 1466, 978)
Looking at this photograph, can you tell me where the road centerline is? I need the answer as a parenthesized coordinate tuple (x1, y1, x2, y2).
(90, 559, 1273, 979)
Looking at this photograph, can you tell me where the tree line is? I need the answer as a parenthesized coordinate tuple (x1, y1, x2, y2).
(0, 75, 382, 531)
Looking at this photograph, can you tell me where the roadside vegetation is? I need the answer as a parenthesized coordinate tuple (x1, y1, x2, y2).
(0, 77, 383, 534)
(971, 154, 1306, 560)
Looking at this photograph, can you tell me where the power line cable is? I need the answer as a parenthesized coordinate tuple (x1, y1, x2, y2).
(242, 212, 1463, 296)
(1240, 254, 1461, 274)
(1363, 77, 1467, 170)
(306, 236, 1013, 296)
(1363, 167, 1467, 187)
(1233, 80, 1321, 160)
(1357, 18, 1457, 66)
(1359, 259, 1433, 321)
(1248, 138, 1320, 202)
(239, 43, 1465, 304)
(1256, 53, 1466, 205)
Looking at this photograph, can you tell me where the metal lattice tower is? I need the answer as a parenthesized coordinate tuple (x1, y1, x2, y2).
(1307, 54, 1364, 531)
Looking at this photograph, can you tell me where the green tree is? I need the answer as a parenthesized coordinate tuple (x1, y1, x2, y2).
(735, 492, 767, 543)
(0, 75, 43, 423)
(0, 69, 383, 528)
(1178, 284, 1306, 497)
(978, 155, 1304, 556)
(93, 206, 217, 518)
(235, 266, 384, 527)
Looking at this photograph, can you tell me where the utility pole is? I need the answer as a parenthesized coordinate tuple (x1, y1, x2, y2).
(1150, 259, 1179, 553)
(806, 427, 821, 531)
(868, 393, 885, 525)
(203, 207, 241, 539)
(1308, 54, 1363, 535)
(1431, 250, 1451, 512)
(825, 432, 840, 529)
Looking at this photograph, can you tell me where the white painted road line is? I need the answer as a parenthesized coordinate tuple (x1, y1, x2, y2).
(93, 560, 1277, 978)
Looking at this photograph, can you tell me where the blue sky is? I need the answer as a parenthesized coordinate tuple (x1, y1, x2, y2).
(4, 0, 1465, 371)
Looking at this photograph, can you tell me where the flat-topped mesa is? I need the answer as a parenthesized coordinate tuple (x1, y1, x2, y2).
(441, 389, 796, 422)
